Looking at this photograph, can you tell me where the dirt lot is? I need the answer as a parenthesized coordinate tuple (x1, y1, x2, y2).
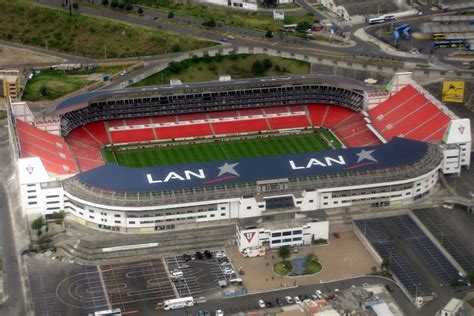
(0, 45, 63, 65)
(225, 230, 377, 293)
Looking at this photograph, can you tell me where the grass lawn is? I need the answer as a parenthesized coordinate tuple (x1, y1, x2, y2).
(128, 0, 317, 32)
(102, 131, 335, 167)
(0, 0, 215, 58)
(23, 69, 95, 101)
(274, 261, 292, 276)
(304, 261, 322, 274)
(132, 54, 310, 86)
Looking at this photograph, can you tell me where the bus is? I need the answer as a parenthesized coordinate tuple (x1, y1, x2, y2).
(90, 308, 122, 316)
(434, 40, 464, 48)
(432, 33, 445, 40)
(161, 297, 194, 310)
(368, 17, 385, 25)
(383, 15, 396, 21)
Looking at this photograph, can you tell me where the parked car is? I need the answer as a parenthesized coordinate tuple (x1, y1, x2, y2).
(315, 289, 323, 297)
(285, 296, 294, 304)
(197, 311, 210, 316)
(215, 251, 226, 258)
(179, 264, 190, 269)
(183, 254, 192, 261)
(258, 299, 266, 309)
(276, 297, 284, 306)
(223, 269, 234, 275)
(215, 309, 224, 316)
(204, 250, 213, 259)
(294, 296, 301, 304)
(385, 284, 394, 292)
(311, 294, 319, 300)
(196, 251, 204, 260)
(265, 301, 273, 307)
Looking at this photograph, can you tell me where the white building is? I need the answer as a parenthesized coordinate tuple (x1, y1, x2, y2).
(236, 220, 329, 251)
(197, 0, 258, 11)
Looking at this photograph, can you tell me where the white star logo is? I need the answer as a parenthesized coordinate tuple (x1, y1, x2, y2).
(217, 162, 240, 177)
(356, 149, 378, 163)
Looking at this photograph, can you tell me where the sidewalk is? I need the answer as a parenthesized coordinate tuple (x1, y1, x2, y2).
(225, 230, 377, 293)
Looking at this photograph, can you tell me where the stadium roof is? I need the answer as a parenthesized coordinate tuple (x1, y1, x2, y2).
(75, 138, 427, 194)
(431, 15, 474, 23)
(53, 74, 369, 114)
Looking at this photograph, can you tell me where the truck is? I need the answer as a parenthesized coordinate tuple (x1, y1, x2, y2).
(161, 297, 194, 310)
(241, 247, 265, 258)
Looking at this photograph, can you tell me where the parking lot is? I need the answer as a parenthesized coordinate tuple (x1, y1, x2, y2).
(165, 250, 244, 300)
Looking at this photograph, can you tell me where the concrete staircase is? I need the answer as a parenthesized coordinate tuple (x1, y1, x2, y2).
(55, 224, 236, 263)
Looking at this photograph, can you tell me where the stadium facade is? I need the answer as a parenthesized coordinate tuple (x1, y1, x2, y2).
(9, 73, 471, 235)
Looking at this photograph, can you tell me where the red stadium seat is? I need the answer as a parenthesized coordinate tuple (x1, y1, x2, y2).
(369, 85, 451, 142)
(268, 116, 310, 130)
(322, 106, 355, 128)
(83, 121, 110, 145)
(212, 119, 269, 134)
(124, 117, 153, 126)
(111, 128, 156, 144)
(209, 110, 239, 119)
(307, 104, 330, 126)
(238, 108, 263, 116)
(155, 124, 213, 139)
(177, 113, 208, 122)
(16, 119, 78, 174)
(264, 106, 289, 115)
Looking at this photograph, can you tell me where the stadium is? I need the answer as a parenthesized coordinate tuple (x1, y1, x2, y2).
(8, 72, 471, 234)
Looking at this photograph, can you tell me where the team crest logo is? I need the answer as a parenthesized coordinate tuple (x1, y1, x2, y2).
(458, 125, 465, 135)
(26, 165, 34, 175)
(243, 232, 256, 243)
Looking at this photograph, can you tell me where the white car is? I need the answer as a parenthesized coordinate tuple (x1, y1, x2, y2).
(294, 296, 301, 304)
(223, 270, 234, 275)
(285, 296, 294, 304)
(215, 252, 226, 258)
(315, 289, 322, 297)
(215, 309, 224, 316)
(258, 299, 266, 309)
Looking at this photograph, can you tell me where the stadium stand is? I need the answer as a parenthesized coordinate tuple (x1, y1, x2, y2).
(332, 113, 382, 147)
(152, 115, 177, 124)
(177, 113, 208, 122)
(209, 110, 239, 119)
(322, 106, 355, 128)
(212, 119, 270, 135)
(83, 121, 110, 145)
(65, 125, 104, 172)
(155, 123, 213, 139)
(264, 106, 290, 115)
(388, 215, 460, 285)
(124, 117, 153, 126)
(268, 116, 311, 130)
(238, 108, 263, 116)
(355, 218, 432, 298)
(16, 119, 78, 174)
(307, 104, 330, 126)
(369, 85, 451, 142)
(111, 128, 156, 144)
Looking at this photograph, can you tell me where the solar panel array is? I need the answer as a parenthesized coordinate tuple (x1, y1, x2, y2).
(388, 215, 461, 284)
(355, 219, 432, 297)
(414, 209, 474, 274)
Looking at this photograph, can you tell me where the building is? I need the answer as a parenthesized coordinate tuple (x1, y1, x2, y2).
(319, 0, 399, 20)
(237, 220, 329, 251)
(8, 73, 471, 234)
(439, 298, 463, 316)
(0, 70, 20, 101)
(197, 0, 258, 11)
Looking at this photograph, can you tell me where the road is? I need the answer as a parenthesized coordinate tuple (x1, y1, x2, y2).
(33, 0, 430, 65)
(161, 276, 451, 316)
(0, 128, 26, 316)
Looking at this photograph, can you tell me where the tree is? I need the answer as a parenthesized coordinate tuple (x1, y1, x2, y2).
(296, 21, 312, 32)
(278, 245, 291, 262)
(125, 3, 133, 11)
(31, 216, 45, 233)
(39, 85, 48, 96)
(72, 2, 79, 10)
(305, 252, 319, 265)
(118, 2, 125, 9)
(381, 256, 390, 271)
(111, 0, 118, 8)
(168, 11, 174, 19)
(202, 18, 216, 28)
(262, 58, 273, 70)
(52, 211, 65, 225)
(262, 0, 277, 7)
(137, 7, 143, 14)
(251, 60, 265, 75)
(102, 0, 109, 5)
(168, 61, 182, 74)
(265, 30, 273, 38)
(37, 234, 52, 251)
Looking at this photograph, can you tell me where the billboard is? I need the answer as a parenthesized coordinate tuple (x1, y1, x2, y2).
(442, 81, 465, 103)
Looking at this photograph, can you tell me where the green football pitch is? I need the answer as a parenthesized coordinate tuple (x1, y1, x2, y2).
(102, 130, 341, 168)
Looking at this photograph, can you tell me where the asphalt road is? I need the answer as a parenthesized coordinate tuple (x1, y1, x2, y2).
(160, 275, 449, 316)
(33, 0, 430, 65)
(0, 128, 26, 316)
